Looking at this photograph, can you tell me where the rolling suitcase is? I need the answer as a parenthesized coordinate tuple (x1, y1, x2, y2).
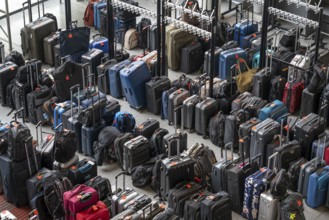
(53, 154, 79, 171)
(94, 1, 107, 30)
(239, 118, 261, 158)
(114, 17, 137, 42)
(123, 135, 151, 174)
(252, 67, 272, 101)
(195, 97, 218, 138)
(258, 191, 279, 220)
(90, 34, 109, 54)
(120, 60, 152, 109)
(145, 76, 171, 115)
(109, 59, 131, 98)
(35, 122, 55, 170)
(97, 58, 118, 95)
(167, 88, 190, 126)
(200, 192, 232, 220)
(76, 201, 110, 220)
(82, 120, 106, 156)
(183, 94, 199, 132)
(134, 119, 160, 139)
(311, 133, 329, 164)
(306, 165, 329, 208)
(0, 62, 18, 106)
(258, 99, 288, 122)
(81, 48, 104, 79)
(234, 18, 258, 46)
(180, 42, 204, 74)
(147, 24, 158, 51)
(103, 98, 121, 126)
(43, 32, 60, 66)
(203, 47, 223, 76)
(161, 87, 177, 120)
(219, 48, 247, 79)
(300, 87, 321, 118)
(67, 158, 98, 186)
(184, 192, 209, 220)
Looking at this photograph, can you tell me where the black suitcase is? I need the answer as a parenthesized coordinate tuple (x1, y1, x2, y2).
(195, 97, 218, 138)
(183, 94, 199, 132)
(84, 175, 112, 201)
(123, 135, 151, 174)
(103, 99, 121, 126)
(252, 67, 272, 100)
(180, 42, 204, 74)
(238, 117, 261, 158)
(67, 158, 98, 186)
(114, 133, 134, 169)
(12, 80, 31, 119)
(294, 113, 326, 160)
(203, 47, 223, 76)
(162, 131, 188, 157)
(81, 48, 105, 79)
(200, 192, 232, 220)
(300, 88, 321, 118)
(35, 122, 55, 169)
(145, 76, 171, 115)
(184, 192, 209, 220)
(97, 57, 117, 94)
(168, 88, 190, 126)
(134, 119, 160, 139)
(0, 62, 18, 106)
(160, 138, 195, 200)
(168, 182, 202, 217)
(43, 32, 60, 66)
(147, 24, 158, 51)
(5, 79, 16, 109)
(286, 115, 298, 141)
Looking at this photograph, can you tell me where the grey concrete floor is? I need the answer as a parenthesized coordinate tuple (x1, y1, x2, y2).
(0, 0, 328, 219)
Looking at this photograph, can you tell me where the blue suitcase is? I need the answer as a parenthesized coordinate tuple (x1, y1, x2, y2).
(94, 1, 107, 30)
(252, 52, 261, 69)
(114, 17, 137, 42)
(161, 87, 177, 120)
(234, 20, 258, 46)
(120, 60, 152, 109)
(241, 33, 261, 49)
(81, 92, 106, 109)
(311, 133, 329, 160)
(306, 166, 329, 208)
(109, 59, 131, 99)
(258, 100, 288, 122)
(81, 120, 106, 156)
(89, 34, 109, 54)
(219, 48, 247, 79)
(53, 101, 76, 129)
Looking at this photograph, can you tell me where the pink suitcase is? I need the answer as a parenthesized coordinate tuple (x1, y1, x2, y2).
(63, 184, 99, 220)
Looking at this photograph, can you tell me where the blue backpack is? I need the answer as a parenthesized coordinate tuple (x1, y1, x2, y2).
(112, 112, 136, 133)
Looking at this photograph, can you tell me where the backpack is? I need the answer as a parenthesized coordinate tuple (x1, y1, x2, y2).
(53, 129, 77, 164)
(83, 1, 96, 27)
(5, 51, 25, 67)
(114, 132, 134, 168)
(151, 159, 162, 196)
(137, 18, 152, 49)
(280, 193, 306, 220)
(112, 112, 136, 133)
(208, 112, 226, 147)
(149, 128, 169, 157)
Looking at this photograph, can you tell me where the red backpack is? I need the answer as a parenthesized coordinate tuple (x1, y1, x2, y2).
(83, 0, 99, 27)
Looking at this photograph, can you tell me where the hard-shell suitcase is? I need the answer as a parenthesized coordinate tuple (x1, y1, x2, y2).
(294, 113, 326, 160)
(103, 99, 121, 126)
(94, 1, 107, 30)
(203, 47, 223, 76)
(53, 101, 75, 129)
(134, 119, 160, 139)
(120, 60, 152, 109)
(114, 17, 137, 42)
(200, 192, 232, 220)
(145, 76, 171, 115)
(147, 24, 158, 51)
(258, 190, 279, 220)
(168, 182, 202, 218)
(161, 87, 177, 120)
(239, 118, 261, 158)
(84, 175, 112, 201)
(5, 79, 16, 109)
(282, 81, 304, 113)
(81, 120, 106, 156)
(90, 34, 109, 54)
(180, 42, 204, 74)
(12, 80, 31, 119)
(81, 48, 105, 79)
(300, 87, 321, 117)
(109, 59, 131, 98)
(43, 32, 59, 66)
(168, 88, 190, 126)
(250, 118, 280, 166)
(67, 158, 98, 186)
(234, 20, 258, 46)
(123, 135, 151, 174)
(183, 95, 199, 131)
(162, 131, 188, 157)
(306, 165, 329, 208)
(195, 97, 218, 138)
(311, 133, 329, 164)
(252, 67, 272, 100)
(219, 48, 247, 79)
(76, 200, 110, 220)
(258, 99, 288, 122)
(0, 62, 18, 106)
(35, 122, 55, 170)
(184, 192, 209, 220)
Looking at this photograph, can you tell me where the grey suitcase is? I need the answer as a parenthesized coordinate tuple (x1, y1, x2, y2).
(43, 32, 60, 66)
(167, 88, 190, 126)
(203, 47, 223, 76)
(147, 24, 158, 51)
(258, 190, 279, 220)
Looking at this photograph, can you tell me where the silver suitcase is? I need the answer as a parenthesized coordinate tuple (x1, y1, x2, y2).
(258, 190, 279, 220)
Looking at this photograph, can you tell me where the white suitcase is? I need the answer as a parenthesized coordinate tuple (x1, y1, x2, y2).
(288, 54, 310, 83)
(258, 190, 279, 220)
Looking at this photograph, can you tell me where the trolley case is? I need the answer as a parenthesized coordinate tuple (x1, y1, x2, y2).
(67, 158, 98, 186)
(184, 193, 209, 220)
(84, 175, 112, 201)
(134, 119, 160, 139)
(81, 48, 104, 79)
(311, 133, 329, 164)
(97, 58, 118, 95)
(123, 135, 151, 174)
(82, 120, 105, 156)
(258, 190, 279, 220)
(306, 165, 329, 208)
(43, 32, 60, 66)
(183, 94, 199, 131)
(200, 192, 232, 220)
(252, 67, 272, 100)
(258, 99, 288, 122)
(109, 59, 131, 98)
(168, 88, 190, 125)
(90, 34, 109, 53)
(94, 1, 107, 30)
(204, 47, 223, 76)
(0, 62, 18, 106)
(161, 87, 177, 120)
(147, 24, 158, 51)
(300, 87, 321, 118)
(120, 60, 152, 109)
(219, 48, 247, 79)
(180, 42, 204, 74)
(145, 76, 171, 115)
(195, 97, 218, 138)
(103, 99, 121, 126)
(35, 122, 55, 169)
(239, 118, 261, 158)
(168, 182, 202, 218)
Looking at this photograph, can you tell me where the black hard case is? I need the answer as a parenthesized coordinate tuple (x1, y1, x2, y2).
(81, 48, 105, 79)
(300, 88, 321, 118)
(0, 62, 18, 106)
(195, 97, 218, 138)
(168, 88, 190, 125)
(134, 119, 160, 140)
(200, 192, 232, 220)
(67, 158, 98, 186)
(180, 42, 204, 74)
(238, 118, 261, 158)
(183, 94, 199, 131)
(43, 32, 60, 66)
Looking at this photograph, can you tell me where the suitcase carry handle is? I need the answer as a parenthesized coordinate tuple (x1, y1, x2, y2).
(54, 123, 63, 132)
(92, 34, 102, 39)
(101, 55, 109, 64)
(115, 171, 127, 191)
(267, 152, 278, 174)
(70, 84, 81, 118)
(13, 108, 26, 123)
(61, 55, 71, 65)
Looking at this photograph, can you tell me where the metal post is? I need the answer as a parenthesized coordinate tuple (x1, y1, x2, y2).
(5, 0, 12, 51)
(65, 0, 72, 29)
(156, 0, 161, 76)
(209, 0, 218, 98)
(28, 0, 33, 22)
(161, 0, 166, 76)
(314, 8, 323, 63)
(259, 0, 270, 69)
(107, 0, 115, 59)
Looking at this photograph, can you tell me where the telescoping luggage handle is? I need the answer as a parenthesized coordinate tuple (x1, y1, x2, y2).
(70, 84, 81, 118)
(24, 136, 39, 177)
(115, 29, 126, 55)
(239, 135, 261, 168)
(13, 108, 26, 123)
(167, 105, 184, 157)
(279, 113, 291, 147)
(115, 171, 127, 192)
(22, 1, 30, 27)
(35, 121, 53, 147)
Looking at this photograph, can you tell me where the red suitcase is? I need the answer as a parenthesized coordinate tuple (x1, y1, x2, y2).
(282, 81, 304, 113)
(76, 201, 110, 220)
(63, 184, 99, 220)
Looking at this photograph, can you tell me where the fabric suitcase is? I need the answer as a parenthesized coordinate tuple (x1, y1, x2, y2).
(300, 88, 321, 117)
(184, 193, 209, 220)
(90, 35, 109, 54)
(239, 118, 261, 157)
(120, 60, 152, 109)
(183, 95, 199, 131)
(203, 47, 223, 76)
(123, 135, 151, 174)
(35, 123, 55, 169)
(200, 192, 232, 220)
(67, 158, 97, 186)
(43, 32, 60, 66)
(219, 48, 247, 79)
(81, 48, 104, 79)
(63, 184, 99, 220)
(195, 97, 218, 138)
(81, 120, 106, 156)
(168, 88, 190, 125)
(0, 62, 18, 106)
(145, 76, 171, 115)
(180, 42, 204, 74)
(161, 87, 177, 120)
(76, 200, 110, 220)
(12, 80, 31, 119)
(311, 133, 329, 164)
(306, 166, 329, 208)
(162, 132, 188, 156)
(109, 59, 131, 98)
(85, 175, 112, 201)
(258, 190, 279, 220)
(134, 119, 160, 139)
(258, 99, 288, 122)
